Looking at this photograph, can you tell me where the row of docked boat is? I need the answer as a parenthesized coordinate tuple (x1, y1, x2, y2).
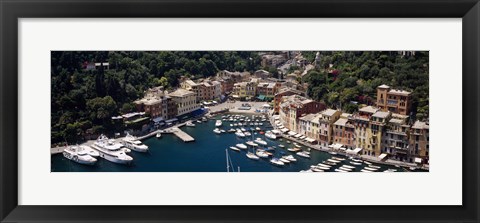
(221, 114, 267, 123)
(63, 133, 150, 166)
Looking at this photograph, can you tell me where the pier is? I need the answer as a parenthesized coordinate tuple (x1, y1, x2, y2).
(51, 146, 65, 154)
(171, 127, 195, 142)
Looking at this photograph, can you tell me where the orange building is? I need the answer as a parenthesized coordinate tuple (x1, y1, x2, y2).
(376, 84, 412, 115)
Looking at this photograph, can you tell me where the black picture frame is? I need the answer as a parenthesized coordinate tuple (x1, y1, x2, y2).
(1, 0, 479, 222)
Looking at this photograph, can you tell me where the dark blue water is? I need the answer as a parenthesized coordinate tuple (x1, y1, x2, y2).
(51, 114, 406, 172)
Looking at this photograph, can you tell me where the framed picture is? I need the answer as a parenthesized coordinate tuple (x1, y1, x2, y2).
(1, 0, 479, 222)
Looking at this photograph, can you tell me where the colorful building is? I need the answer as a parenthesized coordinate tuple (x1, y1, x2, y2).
(383, 114, 410, 162)
(273, 88, 305, 114)
(376, 84, 412, 115)
(354, 106, 378, 156)
(279, 95, 324, 132)
(369, 110, 391, 157)
(409, 120, 429, 164)
(333, 113, 356, 150)
(317, 109, 341, 147)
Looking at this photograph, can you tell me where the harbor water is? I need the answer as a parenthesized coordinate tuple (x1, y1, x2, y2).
(51, 114, 407, 172)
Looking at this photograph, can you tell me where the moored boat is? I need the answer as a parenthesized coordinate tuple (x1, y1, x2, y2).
(270, 158, 285, 166)
(230, 146, 240, 151)
(254, 138, 267, 146)
(246, 152, 260, 160)
(296, 151, 310, 158)
(91, 135, 133, 165)
(121, 133, 149, 152)
(235, 131, 246, 137)
(265, 131, 277, 140)
(236, 143, 247, 149)
(282, 155, 297, 162)
(63, 145, 97, 165)
(256, 150, 269, 158)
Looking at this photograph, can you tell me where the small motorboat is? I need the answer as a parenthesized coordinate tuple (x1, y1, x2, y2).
(282, 155, 297, 162)
(338, 166, 353, 172)
(327, 159, 341, 163)
(296, 151, 310, 158)
(246, 152, 259, 160)
(156, 133, 161, 138)
(364, 167, 378, 171)
(213, 128, 222, 134)
(270, 158, 285, 166)
(317, 163, 331, 168)
(287, 147, 301, 152)
(278, 144, 285, 148)
(342, 165, 355, 169)
(254, 138, 267, 146)
(350, 161, 363, 166)
(230, 146, 240, 151)
(246, 141, 258, 147)
(235, 131, 246, 137)
(256, 150, 269, 158)
(332, 156, 345, 161)
(186, 121, 195, 127)
(236, 144, 247, 149)
(311, 167, 324, 172)
(361, 169, 373, 173)
(334, 169, 348, 172)
(279, 158, 290, 164)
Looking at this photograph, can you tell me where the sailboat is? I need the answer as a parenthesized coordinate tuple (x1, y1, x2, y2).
(225, 149, 240, 172)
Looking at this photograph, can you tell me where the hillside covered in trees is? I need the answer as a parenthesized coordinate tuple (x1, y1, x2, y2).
(51, 51, 261, 144)
(304, 51, 429, 121)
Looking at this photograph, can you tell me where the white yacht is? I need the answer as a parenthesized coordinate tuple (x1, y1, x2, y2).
(236, 143, 247, 149)
(91, 135, 133, 165)
(63, 145, 97, 165)
(265, 131, 277, 140)
(279, 158, 291, 164)
(244, 131, 251, 136)
(246, 141, 258, 147)
(254, 138, 267, 146)
(121, 133, 149, 152)
(79, 145, 100, 157)
(215, 120, 222, 127)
